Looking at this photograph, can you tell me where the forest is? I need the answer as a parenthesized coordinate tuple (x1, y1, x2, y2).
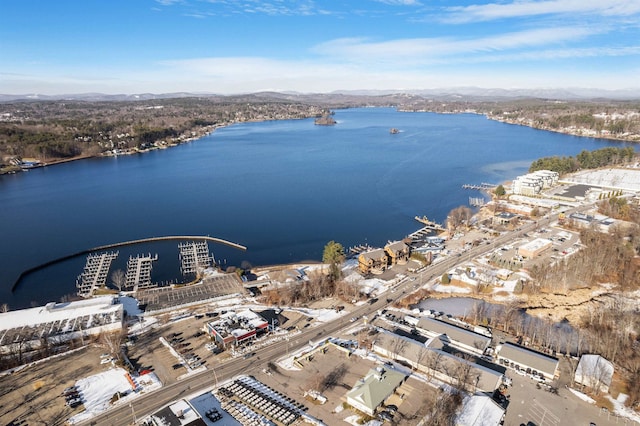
(528, 146, 636, 174)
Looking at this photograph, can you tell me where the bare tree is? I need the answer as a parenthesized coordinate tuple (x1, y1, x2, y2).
(390, 336, 408, 360)
(1, 303, 9, 313)
(111, 269, 126, 292)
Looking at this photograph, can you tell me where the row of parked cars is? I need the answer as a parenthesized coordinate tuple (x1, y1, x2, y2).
(62, 385, 83, 408)
(166, 332, 204, 369)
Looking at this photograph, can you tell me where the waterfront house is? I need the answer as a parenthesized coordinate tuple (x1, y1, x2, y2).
(358, 249, 389, 274)
(384, 241, 410, 265)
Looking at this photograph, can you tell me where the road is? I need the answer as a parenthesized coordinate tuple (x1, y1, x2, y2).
(80, 207, 587, 425)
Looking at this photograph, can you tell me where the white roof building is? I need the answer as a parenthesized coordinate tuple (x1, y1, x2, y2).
(575, 354, 614, 394)
(0, 296, 123, 352)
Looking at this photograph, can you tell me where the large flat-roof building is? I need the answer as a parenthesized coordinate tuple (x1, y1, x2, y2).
(0, 296, 123, 352)
(517, 238, 552, 259)
(205, 310, 268, 348)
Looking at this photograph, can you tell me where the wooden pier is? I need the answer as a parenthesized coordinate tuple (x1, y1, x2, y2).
(414, 216, 445, 232)
(348, 244, 373, 257)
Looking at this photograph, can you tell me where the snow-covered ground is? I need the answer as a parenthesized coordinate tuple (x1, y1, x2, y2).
(68, 367, 161, 424)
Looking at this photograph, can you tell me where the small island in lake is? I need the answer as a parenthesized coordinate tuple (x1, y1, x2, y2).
(314, 114, 336, 126)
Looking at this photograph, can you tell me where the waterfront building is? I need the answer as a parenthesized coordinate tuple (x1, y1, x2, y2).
(358, 249, 389, 275)
(512, 170, 559, 196)
(384, 241, 410, 265)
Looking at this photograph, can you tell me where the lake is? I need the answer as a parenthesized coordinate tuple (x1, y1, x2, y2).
(0, 107, 632, 309)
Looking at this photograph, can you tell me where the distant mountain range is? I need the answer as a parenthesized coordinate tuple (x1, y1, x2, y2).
(1, 87, 640, 103)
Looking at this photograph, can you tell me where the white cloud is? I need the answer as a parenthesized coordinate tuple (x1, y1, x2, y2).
(373, 0, 422, 5)
(312, 26, 597, 64)
(443, 0, 640, 23)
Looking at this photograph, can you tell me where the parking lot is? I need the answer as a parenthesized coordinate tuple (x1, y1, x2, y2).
(503, 370, 623, 426)
(257, 344, 436, 425)
(0, 345, 118, 425)
(127, 315, 228, 384)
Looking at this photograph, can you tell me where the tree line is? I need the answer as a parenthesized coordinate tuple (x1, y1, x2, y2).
(529, 146, 636, 174)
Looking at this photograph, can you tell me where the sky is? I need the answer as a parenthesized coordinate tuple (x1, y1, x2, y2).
(1, 0, 640, 95)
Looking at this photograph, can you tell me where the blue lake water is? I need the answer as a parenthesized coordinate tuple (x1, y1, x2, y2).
(0, 107, 633, 309)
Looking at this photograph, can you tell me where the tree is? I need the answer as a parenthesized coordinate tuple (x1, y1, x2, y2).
(441, 273, 450, 284)
(494, 184, 506, 197)
(110, 269, 126, 292)
(447, 206, 473, 234)
(322, 241, 345, 283)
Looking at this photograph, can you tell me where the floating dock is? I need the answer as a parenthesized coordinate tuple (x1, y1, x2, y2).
(125, 253, 158, 292)
(462, 183, 496, 190)
(414, 216, 445, 232)
(76, 251, 119, 298)
(179, 241, 213, 275)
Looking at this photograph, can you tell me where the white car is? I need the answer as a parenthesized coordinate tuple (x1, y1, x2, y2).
(100, 357, 113, 364)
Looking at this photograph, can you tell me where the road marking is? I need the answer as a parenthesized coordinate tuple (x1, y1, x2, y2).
(527, 399, 560, 426)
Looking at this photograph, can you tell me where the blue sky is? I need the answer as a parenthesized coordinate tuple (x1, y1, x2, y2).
(1, 0, 640, 94)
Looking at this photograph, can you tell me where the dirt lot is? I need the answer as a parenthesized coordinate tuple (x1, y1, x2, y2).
(258, 345, 436, 425)
(0, 344, 116, 425)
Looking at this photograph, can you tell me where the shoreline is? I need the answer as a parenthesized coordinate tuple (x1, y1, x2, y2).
(4, 107, 638, 177)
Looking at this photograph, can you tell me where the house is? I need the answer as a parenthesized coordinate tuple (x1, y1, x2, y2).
(345, 366, 407, 416)
(416, 317, 491, 355)
(358, 249, 389, 274)
(384, 241, 410, 265)
(574, 354, 614, 394)
(497, 342, 559, 381)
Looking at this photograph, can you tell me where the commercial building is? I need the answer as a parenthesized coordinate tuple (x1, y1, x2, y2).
(416, 317, 491, 356)
(0, 296, 123, 353)
(517, 238, 552, 259)
(496, 342, 559, 381)
(345, 366, 408, 416)
(371, 331, 504, 394)
(205, 310, 268, 348)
